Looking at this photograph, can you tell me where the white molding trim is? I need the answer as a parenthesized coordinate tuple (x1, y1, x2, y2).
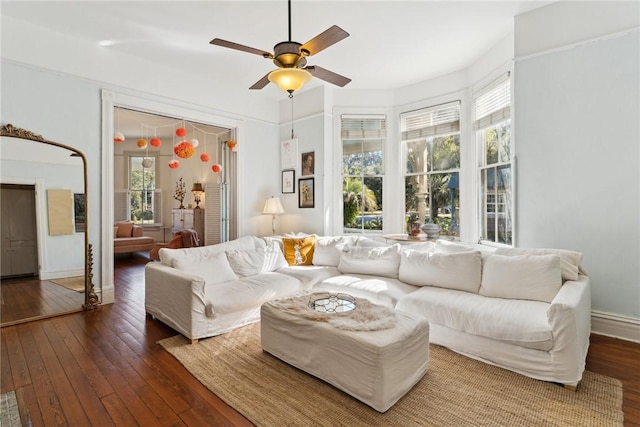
(100, 89, 243, 303)
(591, 310, 640, 343)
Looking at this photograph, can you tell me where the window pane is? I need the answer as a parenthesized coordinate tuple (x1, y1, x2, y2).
(483, 122, 511, 165)
(129, 156, 156, 224)
(404, 172, 459, 237)
(341, 115, 385, 234)
(430, 134, 460, 171)
(480, 165, 512, 244)
(405, 139, 428, 174)
(342, 177, 382, 231)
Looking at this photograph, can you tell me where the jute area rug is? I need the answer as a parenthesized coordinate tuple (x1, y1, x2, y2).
(159, 323, 623, 427)
(49, 276, 85, 292)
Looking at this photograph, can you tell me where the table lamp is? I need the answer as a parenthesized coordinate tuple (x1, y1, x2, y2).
(263, 196, 285, 235)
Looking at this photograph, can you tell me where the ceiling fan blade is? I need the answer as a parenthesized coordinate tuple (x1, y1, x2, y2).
(306, 66, 351, 87)
(301, 25, 349, 56)
(249, 73, 271, 90)
(210, 38, 273, 58)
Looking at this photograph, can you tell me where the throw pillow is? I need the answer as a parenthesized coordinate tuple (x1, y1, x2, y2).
(494, 247, 583, 281)
(226, 248, 265, 277)
(282, 236, 315, 266)
(172, 251, 238, 285)
(399, 250, 482, 293)
(479, 253, 563, 303)
(337, 244, 401, 278)
(262, 240, 288, 272)
(313, 236, 350, 266)
(115, 221, 133, 238)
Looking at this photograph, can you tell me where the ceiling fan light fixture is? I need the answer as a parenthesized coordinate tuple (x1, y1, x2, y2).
(268, 68, 312, 94)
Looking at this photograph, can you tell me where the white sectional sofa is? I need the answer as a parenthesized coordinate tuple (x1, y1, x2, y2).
(144, 234, 590, 388)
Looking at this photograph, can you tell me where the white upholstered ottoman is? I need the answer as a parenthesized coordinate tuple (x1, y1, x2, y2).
(260, 294, 430, 412)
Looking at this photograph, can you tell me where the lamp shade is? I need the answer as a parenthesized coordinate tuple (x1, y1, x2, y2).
(191, 182, 204, 193)
(263, 196, 285, 215)
(268, 68, 312, 93)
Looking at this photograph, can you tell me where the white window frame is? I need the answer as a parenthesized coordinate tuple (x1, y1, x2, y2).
(401, 101, 462, 238)
(340, 114, 387, 235)
(127, 152, 162, 226)
(473, 73, 515, 246)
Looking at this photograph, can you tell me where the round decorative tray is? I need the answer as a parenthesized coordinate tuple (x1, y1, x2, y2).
(308, 292, 356, 313)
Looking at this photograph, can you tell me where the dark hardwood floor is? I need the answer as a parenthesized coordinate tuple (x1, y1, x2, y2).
(1, 252, 639, 426)
(1, 276, 85, 326)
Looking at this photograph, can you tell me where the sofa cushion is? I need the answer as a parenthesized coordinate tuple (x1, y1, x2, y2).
(159, 235, 263, 267)
(262, 240, 289, 272)
(226, 248, 265, 277)
(355, 237, 390, 248)
(173, 251, 238, 285)
(283, 236, 315, 266)
(277, 265, 341, 291)
(480, 254, 562, 303)
(203, 272, 303, 317)
(313, 273, 419, 308)
(337, 244, 401, 279)
(115, 221, 133, 237)
(399, 250, 482, 293)
(312, 236, 357, 266)
(396, 286, 553, 351)
(494, 247, 583, 281)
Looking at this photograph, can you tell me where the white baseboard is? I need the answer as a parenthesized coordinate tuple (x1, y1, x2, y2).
(591, 310, 640, 343)
(40, 269, 85, 280)
(99, 284, 115, 305)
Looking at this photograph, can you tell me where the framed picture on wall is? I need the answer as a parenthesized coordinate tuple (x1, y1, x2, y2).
(298, 177, 314, 208)
(282, 169, 295, 194)
(301, 151, 314, 176)
(281, 138, 298, 170)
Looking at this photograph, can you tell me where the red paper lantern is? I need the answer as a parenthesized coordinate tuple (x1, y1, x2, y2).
(175, 127, 186, 137)
(200, 153, 210, 162)
(168, 159, 180, 169)
(114, 132, 125, 143)
(150, 137, 161, 147)
(137, 138, 148, 149)
(174, 141, 195, 159)
(226, 140, 237, 151)
(212, 164, 222, 173)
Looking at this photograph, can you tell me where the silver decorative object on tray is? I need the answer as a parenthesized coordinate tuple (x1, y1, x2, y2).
(308, 293, 356, 313)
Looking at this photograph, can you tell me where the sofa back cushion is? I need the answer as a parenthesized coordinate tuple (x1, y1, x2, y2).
(479, 253, 562, 303)
(172, 251, 238, 285)
(494, 247, 582, 281)
(312, 235, 358, 266)
(337, 244, 401, 278)
(282, 236, 315, 266)
(226, 248, 265, 277)
(399, 250, 483, 293)
(159, 235, 263, 267)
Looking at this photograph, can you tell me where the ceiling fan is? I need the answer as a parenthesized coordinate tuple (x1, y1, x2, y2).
(209, 0, 351, 94)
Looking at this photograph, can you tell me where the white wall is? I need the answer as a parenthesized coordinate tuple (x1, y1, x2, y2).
(514, 2, 639, 322)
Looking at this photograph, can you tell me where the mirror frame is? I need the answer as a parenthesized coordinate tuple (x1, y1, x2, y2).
(1, 124, 100, 314)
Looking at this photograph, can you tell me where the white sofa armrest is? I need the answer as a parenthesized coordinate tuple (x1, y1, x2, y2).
(145, 262, 206, 340)
(546, 274, 591, 385)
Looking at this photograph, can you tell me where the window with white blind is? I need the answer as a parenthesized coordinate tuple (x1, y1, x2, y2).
(128, 155, 161, 225)
(474, 75, 513, 244)
(401, 101, 461, 237)
(341, 115, 385, 233)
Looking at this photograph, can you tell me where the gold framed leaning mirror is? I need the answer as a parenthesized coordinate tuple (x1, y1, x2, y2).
(1, 124, 99, 327)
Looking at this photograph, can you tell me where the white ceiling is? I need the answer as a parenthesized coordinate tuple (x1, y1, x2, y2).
(2, 1, 552, 99)
(2, 1, 553, 137)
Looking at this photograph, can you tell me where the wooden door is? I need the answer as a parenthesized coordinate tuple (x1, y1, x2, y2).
(1, 184, 38, 277)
